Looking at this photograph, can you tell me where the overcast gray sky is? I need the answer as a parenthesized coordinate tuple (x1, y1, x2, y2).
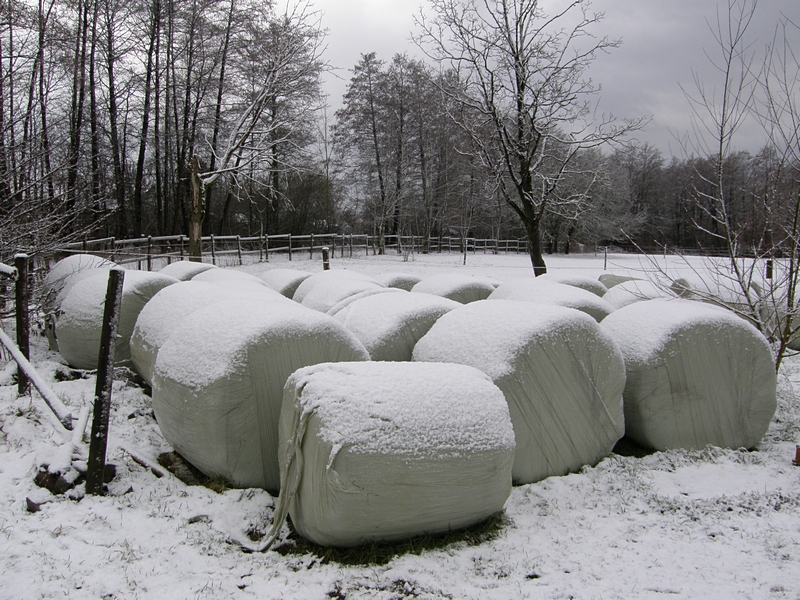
(302, 0, 799, 157)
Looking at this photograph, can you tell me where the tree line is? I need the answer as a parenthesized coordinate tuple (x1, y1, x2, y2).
(1, 0, 798, 274)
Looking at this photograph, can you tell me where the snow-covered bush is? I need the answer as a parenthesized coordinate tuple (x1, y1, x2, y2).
(489, 279, 615, 322)
(601, 298, 777, 451)
(413, 300, 625, 484)
(275, 361, 515, 547)
(56, 270, 177, 369)
(151, 301, 369, 493)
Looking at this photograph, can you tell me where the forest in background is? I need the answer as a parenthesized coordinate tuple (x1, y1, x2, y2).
(0, 0, 798, 267)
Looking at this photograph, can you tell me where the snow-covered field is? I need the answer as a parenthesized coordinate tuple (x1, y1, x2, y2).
(1, 252, 799, 599)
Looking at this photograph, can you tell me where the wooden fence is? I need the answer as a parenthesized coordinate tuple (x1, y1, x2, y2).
(54, 233, 530, 270)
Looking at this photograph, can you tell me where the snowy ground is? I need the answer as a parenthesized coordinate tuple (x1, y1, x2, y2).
(1, 252, 799, 599)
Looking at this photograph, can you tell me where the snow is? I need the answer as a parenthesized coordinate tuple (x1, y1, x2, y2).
(411, 273, 497, 303)
(157, 259, 217, 281)
(256, 268, 313, 297)
(489, 278, 615, 322)
(1, 252, 800, 598)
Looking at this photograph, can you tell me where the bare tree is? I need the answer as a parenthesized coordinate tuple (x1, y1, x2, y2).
(415, 0, 644, 274)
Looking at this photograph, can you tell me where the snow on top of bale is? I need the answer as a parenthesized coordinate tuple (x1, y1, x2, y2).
(489, 279, 615, 322)
(536, 272, 607, 297)
(157, 260, 217, 281)
(602, 278, 672, 310)
(292, 269, 376, 304)
(257, 268, 313, 298)
(325, 287, 404, 318)
(411, 273, 496, 304)
(42, 254, 115, 312)
(598, 273, 640, 290)
(413, 299, 625, 483)
(191, 267, 270, 288)
(374, 271, 422, 291)
(57, 270, 178, 369)
(294, 271, 386, 313)
(601, 298, 776, 451)
(334, 290, 461, 361)
(286, 362, 515, 458)
(131, 280, 288, 385)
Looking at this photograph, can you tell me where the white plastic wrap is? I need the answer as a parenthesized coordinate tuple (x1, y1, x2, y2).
(191, 267, 271, 290)
(277, 361, 515, 547)
(413, 300, 625, 484)
(601, 298, 777, 451)
(536, 273, 607, 297)
(56, 270, 178, 369)
(334, 291, 461, 361)
(292, 269, 376, 304)
(294, 271, 385, 313)
(489, 279, 615, 322)
(151, 301, 370, 493)
(130, 281, 289, 386)
(411, 274, 496, 304)
(157, 260, 217, 281)
(374, 271, 422, 291)
(598, 273, 640, 290)
(602, 279, 672, 310)
(42, 254, 115, 313)
(257, 268, 313, 298)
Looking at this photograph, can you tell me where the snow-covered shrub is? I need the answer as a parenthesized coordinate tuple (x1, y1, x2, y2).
(131, 281, 289, 386)
(157, 260, 216, 281)
(257, 268, 313, 298)
(275, 361, 515, 547)
(536, 273, 607, 297)
(374, 271, 422, 291)
(411, 274, 496, 304)
(292, 270, 385, 313)
(602, 279, 672, 310)
(489, 279, 615, 322)
(151, 301, 369, 493)
(334, 290, 460, 361)
(413, 300, 625, 484)
(56, 270, 177, 369)
(601, 298, 777, 451)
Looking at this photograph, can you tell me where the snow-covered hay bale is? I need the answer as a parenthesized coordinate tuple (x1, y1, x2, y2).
(42, 254, 115, 313)
(601, 299, 777, 451)
(537, 273, 607, 297)
(277, 361, 515, 547)
(56, 270, 178, 369)
(131, 281, 289, 386)
(294, 270, 385, 313)
(411, 274, 495, 304)
(602, 279, 672, 310)
(375, 272, 423, 291)
(191, 267, 270, 290)
(151, 302, 370, 493)
(157, 260, 216, 281)
(334, 291, 461, 361)
(257, 268, 313, 298)
(413, 300, 625, 484)
(599, 273, 641, 290)
(489, 279, 615, 322)
(325, 287, 403, 317)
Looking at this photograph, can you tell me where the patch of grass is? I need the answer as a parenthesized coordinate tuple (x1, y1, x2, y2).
(157, 452, 233, 493)
(273, 511, 510, 566)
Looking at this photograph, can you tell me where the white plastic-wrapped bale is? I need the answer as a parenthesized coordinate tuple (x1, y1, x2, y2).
(192, 267, 271, 290)
(56, 270, 178, 369)
(157, 260, 217, 281)
(602, 279, 672, 310)
(131, 281, 290, 386)
(292, 269, 375, 304)
(598, 273, 640, 290)
(325, 287, 404, 317)
(334, 291, 461, 361)
(489, 279, 615, 322)
(536, 273, 607, 297)
(413, 300, 625, 484)
(276, 361, 515, 547)
(257, 268, 313, 298)
(151, 301, 369, 492)
(42, 254, 115, 313)
(294, 270, 386, 313)
(375, 272, 423, 291)
(411, 274, 496, 304)
(601, 298, 777, 451)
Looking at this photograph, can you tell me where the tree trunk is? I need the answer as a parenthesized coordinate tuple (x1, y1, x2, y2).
(524, 218, 547, 276)
(188, 155, 204, 261)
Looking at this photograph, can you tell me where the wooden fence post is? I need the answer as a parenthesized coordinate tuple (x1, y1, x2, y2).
(86, 268, 124, 495)
(310, 233, 314, 259)
(237, 235, 243, 266)
(210, 235, 216, 265)
(15, 254, 30, 395)
(350, 234, 354, 258)
(288, 234, 292, 261)
(322, 247, 330, 270)
(146, 236, 153, 271)
(265, 235, 269, 262)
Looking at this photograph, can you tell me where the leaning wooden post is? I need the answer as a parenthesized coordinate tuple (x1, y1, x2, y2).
(322, 246, 330, 270)
(15, 254, 30, 395)
(86, 268, 124, 496)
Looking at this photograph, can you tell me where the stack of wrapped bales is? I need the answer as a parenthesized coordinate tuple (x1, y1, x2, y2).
(411, 274, 497, 304)
(334, 291, 461, 361)
(490, 279, 615, 322)
(275, 361, 515, 546)
(42, 254, 115, 314)
(151, 301, 369, 492)
(601, 298, 777, 451)
(292, 270, 385, 313)
(157, 260, 217, 281)
(413, 300, 625, 484)
(56, 270, 177, 369)
(257, 269, 313, 298)
(130, 281, 289, 386)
